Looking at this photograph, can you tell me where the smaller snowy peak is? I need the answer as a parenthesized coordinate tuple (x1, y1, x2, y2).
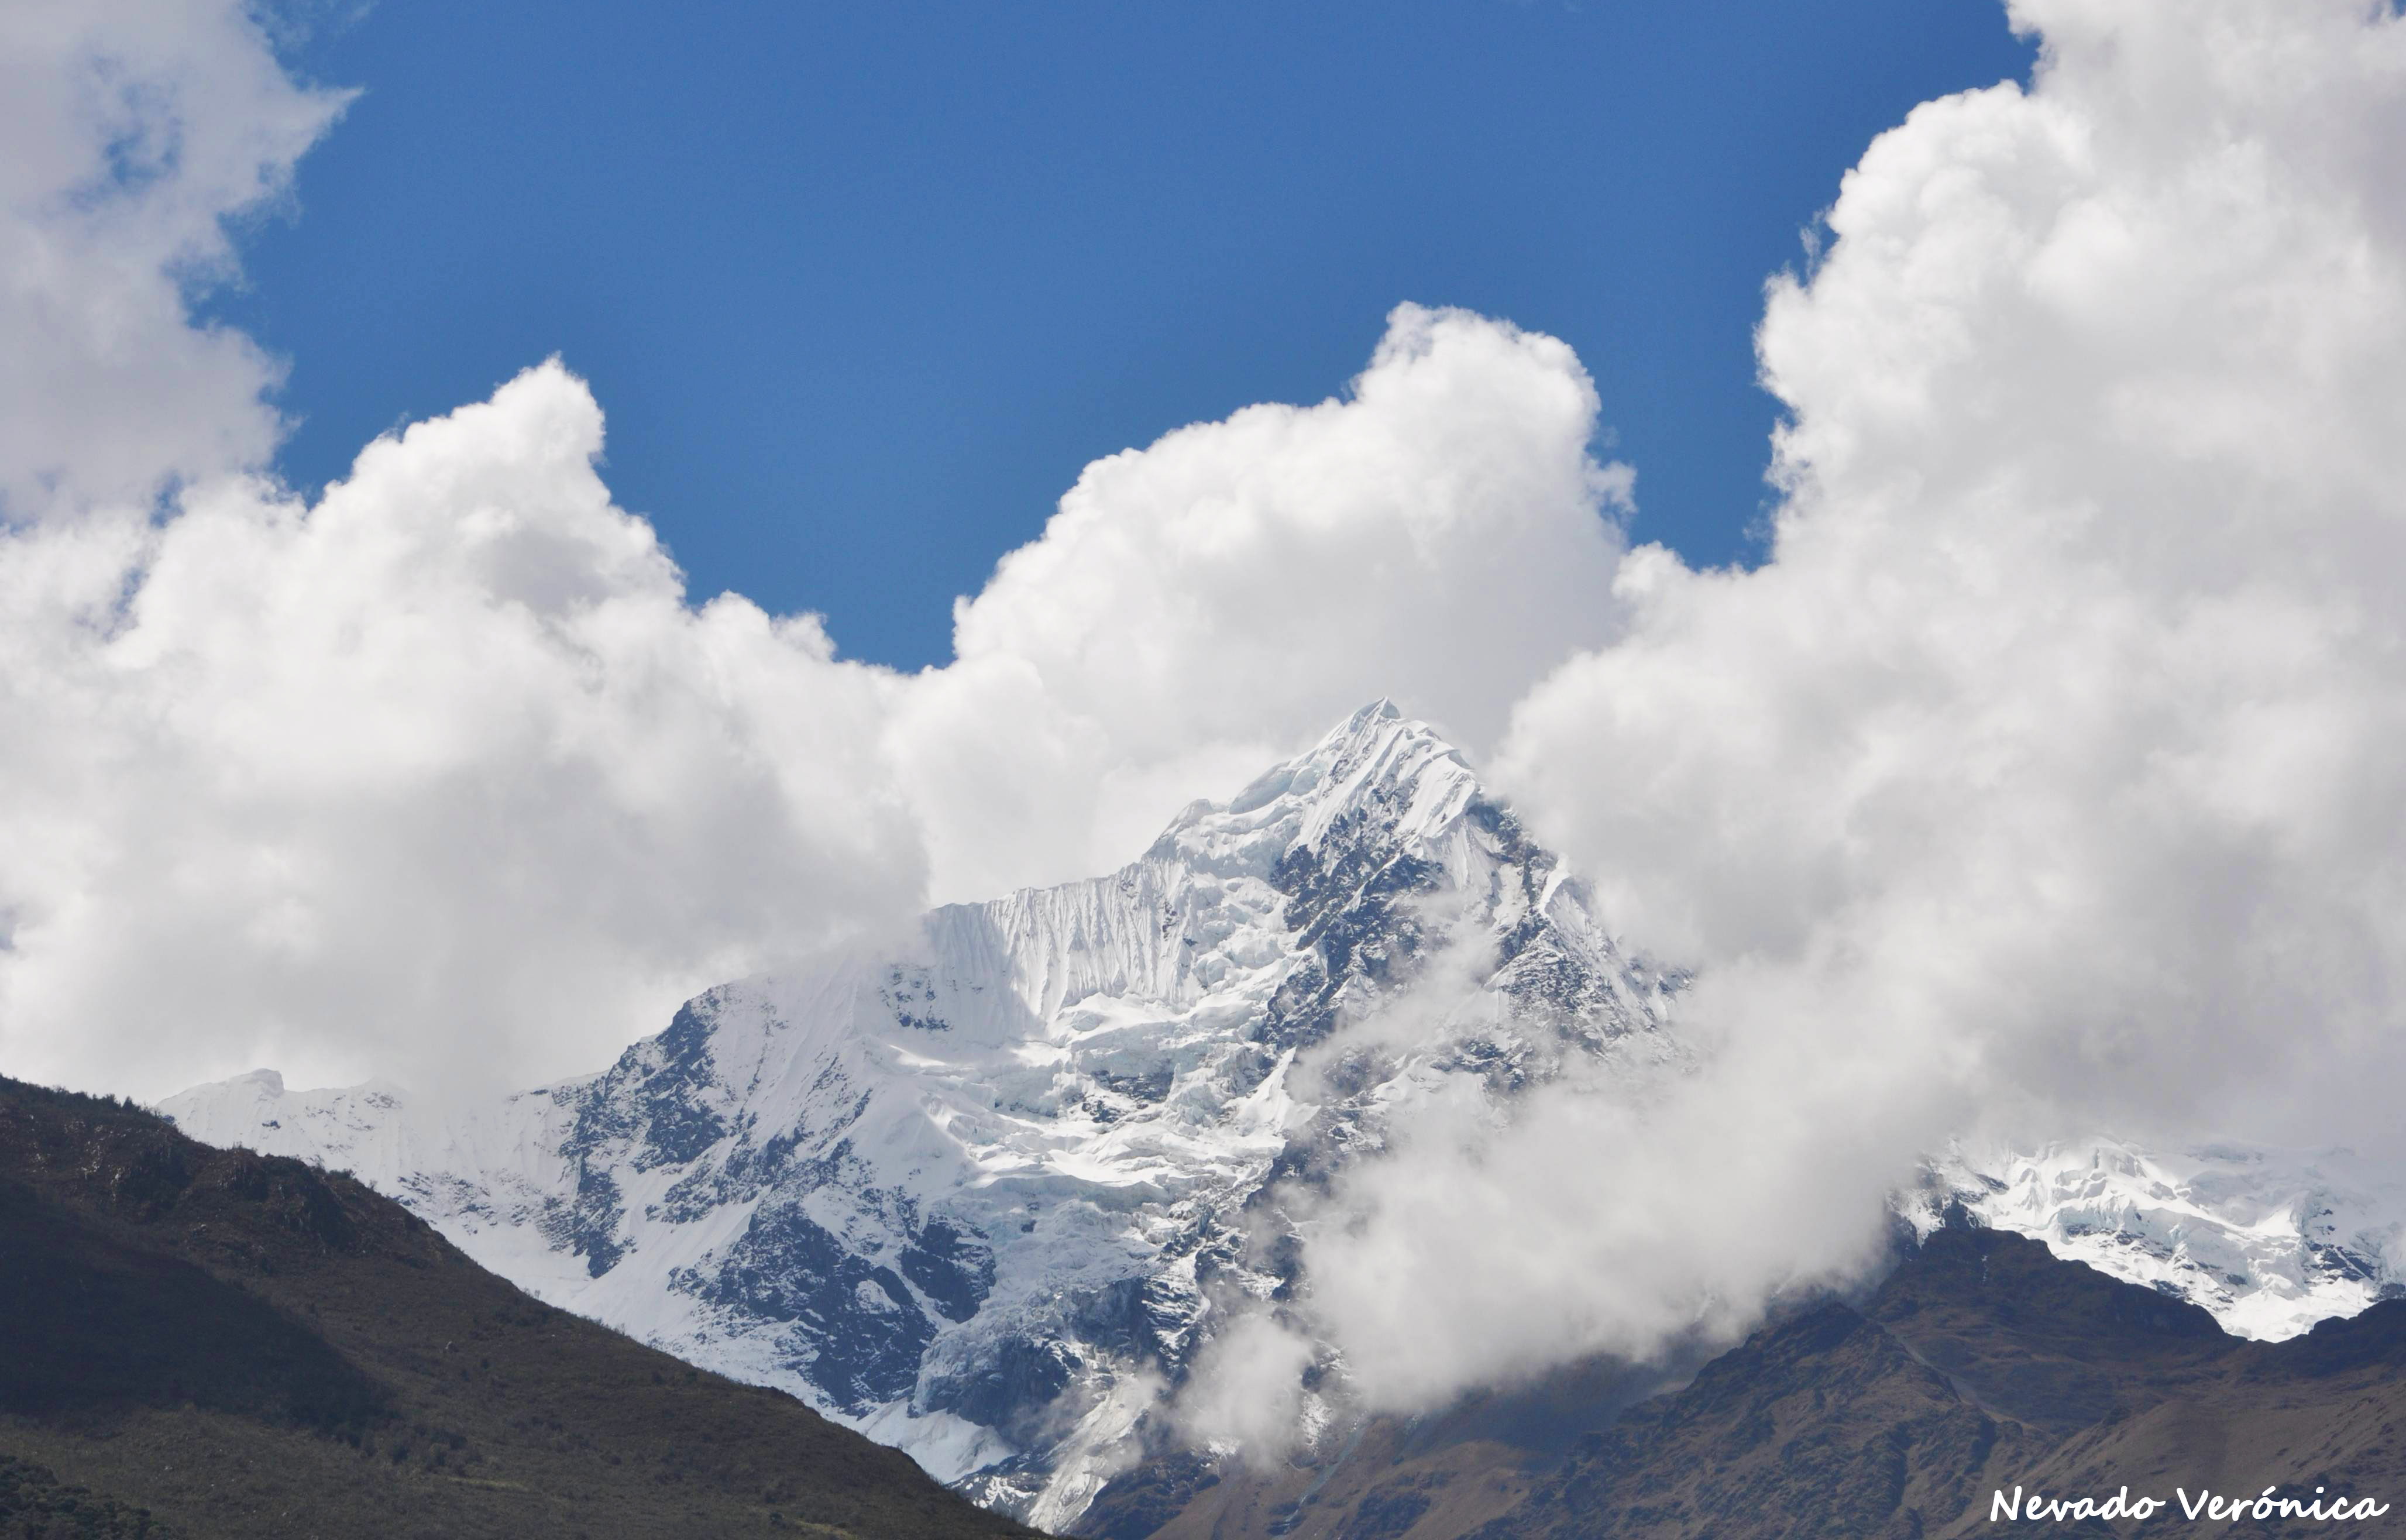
(160, 1068, 405, 1169)
(1915, 1137, 2406, 1340)
(157, 1069, 598, 1294)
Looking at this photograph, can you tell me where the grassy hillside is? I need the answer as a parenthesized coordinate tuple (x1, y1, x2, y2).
(0, 1076, 1042, 1540)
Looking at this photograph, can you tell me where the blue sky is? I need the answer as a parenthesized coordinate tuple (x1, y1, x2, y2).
(216, 1, 2034, 671)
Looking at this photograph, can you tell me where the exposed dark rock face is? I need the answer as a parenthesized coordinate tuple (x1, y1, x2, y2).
(1257, 799, 1447, 1054)
(903, 1218, 998, 1324)
(538, 1163, 626, 1278)
(925, 1335, 1086, 1439)
(539, 994, 742, 1278)
(673, 1201, 936, 1412)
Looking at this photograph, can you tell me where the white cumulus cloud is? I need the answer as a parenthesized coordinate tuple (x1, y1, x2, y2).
(1247, 0, 2406, 1419)
(0, 12, 1634, 1097)
(0, 0, 346, 518)
(0, 363, 925, 1096)
(899, 302, 1631, 900)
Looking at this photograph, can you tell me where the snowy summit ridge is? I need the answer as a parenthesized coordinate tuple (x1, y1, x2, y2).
(162, 700, 1675, 1527)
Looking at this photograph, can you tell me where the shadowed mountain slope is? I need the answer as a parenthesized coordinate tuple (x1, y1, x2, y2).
(0, 1076, 1040, 1540)
(1083, 1228, 2406, 1540)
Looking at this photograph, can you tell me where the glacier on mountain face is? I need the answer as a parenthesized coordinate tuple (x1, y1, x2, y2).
(160, 700, 1680, 1527)
(1908, 1139, 2406, 1341)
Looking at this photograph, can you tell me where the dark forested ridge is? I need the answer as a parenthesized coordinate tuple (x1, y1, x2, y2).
(0, 1075, 1040, 1540)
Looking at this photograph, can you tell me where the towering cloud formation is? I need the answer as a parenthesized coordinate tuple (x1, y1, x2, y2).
(1274, 0, 2406, 1413)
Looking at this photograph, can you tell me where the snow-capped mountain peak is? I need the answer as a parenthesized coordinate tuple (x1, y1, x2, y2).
(160, 702, 1671, 1528)
(157, 700, 2406, 1528)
